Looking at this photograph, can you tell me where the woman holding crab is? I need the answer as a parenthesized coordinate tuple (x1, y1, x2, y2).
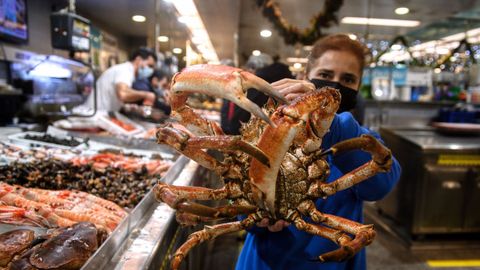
(154, 34, 401, 270)
(235, 34, 402, 270)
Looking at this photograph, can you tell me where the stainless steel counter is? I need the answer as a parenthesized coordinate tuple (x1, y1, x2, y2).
(378, 127, 480, 236)
(381, 128, 480, 151)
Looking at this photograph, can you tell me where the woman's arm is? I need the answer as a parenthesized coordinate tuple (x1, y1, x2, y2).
(325, 112, 402, 201)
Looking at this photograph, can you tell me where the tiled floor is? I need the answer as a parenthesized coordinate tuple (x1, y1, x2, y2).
(201, 205, 480, 270)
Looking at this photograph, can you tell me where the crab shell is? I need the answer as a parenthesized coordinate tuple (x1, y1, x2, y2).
(248, 88, 340, 213)
(169, 64, 341, 214)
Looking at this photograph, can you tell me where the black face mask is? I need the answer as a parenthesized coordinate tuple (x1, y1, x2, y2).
(309, 79, 358, 113)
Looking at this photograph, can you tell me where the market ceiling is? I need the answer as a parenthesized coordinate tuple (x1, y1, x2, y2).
(73, 0, 480, 64)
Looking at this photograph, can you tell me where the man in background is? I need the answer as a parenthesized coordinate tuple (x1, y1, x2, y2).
(83, 47, 157, 112)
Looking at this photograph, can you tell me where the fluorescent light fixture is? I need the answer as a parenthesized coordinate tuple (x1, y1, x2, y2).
(171, 0, 218, 62)
(260, 29, 272, 38)
(341, 17, 420, 27)
(132, 15, 146, 22)
(286, 57, 308, 63)
(293, 63, 302, 69)
(348, 34, 357, 40)
(158, 36, 169, 42)
(410, 27, 480, 56)
(252, 50, 261, 56)
(395, 7, 409, 15)
(173, 48, 183, 54)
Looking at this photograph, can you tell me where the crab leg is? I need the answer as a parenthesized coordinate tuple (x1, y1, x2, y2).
(170, 214, 258, 270)
(293, 216, 375, 262)
(154, 182, 242, 203)
(154, 182, 239, 202)
(155, 182, 256, 218)
(157, 125, 270, 167)
(309, 135, 392, 197)
(170, 64, 288, 134)
(175, 212, 223, 226)
(170, 91, 223, 136)
(175, 201, 257, 218)
(298, 200, 375, 237)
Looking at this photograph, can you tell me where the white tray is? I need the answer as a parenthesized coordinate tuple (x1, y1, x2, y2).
(97, 112, 145, 136)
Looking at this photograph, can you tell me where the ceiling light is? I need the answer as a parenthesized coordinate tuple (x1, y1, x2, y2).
(395, 7, 409, 15)
(252, 50, 261, 56)
(173, 48, 183, 54)
(341, 17, 420, 27)
(171, 0, 218, 62)
(348, 34, 357, 40)
(157, 36, 169, 42)
(132, 15, 146, 22)
(260, 29, 272, 38)
(293, 63, 302, 69)
(391, 44, 402, 50)
(434, 68, 441, 74)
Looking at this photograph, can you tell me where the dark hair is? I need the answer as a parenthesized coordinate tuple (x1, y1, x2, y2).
(129, 47, 158, 62)
(148, 69, 167, 82)
(307, 34, 368, 74)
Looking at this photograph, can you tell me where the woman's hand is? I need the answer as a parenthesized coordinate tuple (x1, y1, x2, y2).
(256, 218, 290, 232)
(272, 79, 315, 102)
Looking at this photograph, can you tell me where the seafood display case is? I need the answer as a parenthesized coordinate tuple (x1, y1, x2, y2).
(0, 127, 205, 269)
(81, 156, 199, 270)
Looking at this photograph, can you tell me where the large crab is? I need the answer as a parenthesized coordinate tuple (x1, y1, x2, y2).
(154, 64, 392, 269)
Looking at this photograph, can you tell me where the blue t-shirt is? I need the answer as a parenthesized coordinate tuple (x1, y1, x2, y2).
(235, 112, 402, 270)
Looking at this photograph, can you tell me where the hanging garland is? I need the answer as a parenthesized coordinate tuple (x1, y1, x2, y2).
(255, 0, 344, 45)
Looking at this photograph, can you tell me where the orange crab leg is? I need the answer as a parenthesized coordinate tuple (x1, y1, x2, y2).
(157, 125, 269, 179)
(309, 135, 392, 197)
(175, 201, 257, 218)
(294, 216, 375, 262)
(175, 212, 223, 226)
(170, 64, 288, 134)
(154, 182, 242, 206)
(170, 214, 259, 270)
(157, 125, 270, 167)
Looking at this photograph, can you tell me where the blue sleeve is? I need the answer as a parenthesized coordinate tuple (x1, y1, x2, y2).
(323, 112, 401, 201)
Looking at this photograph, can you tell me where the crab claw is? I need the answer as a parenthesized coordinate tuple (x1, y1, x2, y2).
(171, 64, 288, 126)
